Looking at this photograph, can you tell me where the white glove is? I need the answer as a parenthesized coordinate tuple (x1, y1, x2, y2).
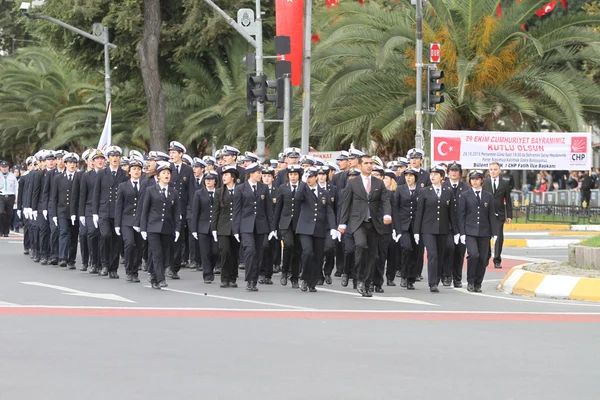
(268, 231, 278, 241)
(93, 214, 99, 228)
(43, 210, 48, 220)
(460, 235, 466, 245)
(414, 234, 420, 244)
(454, 234, 460, 245)
(133, 226, 140, 233)
(234, 234, 240, 242)
(114, 227, 121, 236)
(329, 229, 338, 240)
(17, 210, 21, 219)
(71, 215, 76, 225)
(212, 231, 218, 242)
(23, 208, 29, 219)
(52, 217, 58, 226)
(33, 210, 38, 220)
(141, 231, 147, 241)
(79, 216, 86, 226)
(392, 229, 400, 243)
(493, 236, 498, 242)
(192, 232, 198, 240)
(175, 231, 180, 242)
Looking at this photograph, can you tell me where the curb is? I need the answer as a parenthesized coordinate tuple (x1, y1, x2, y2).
(506, 224, 600, 232)
(503, 238, 582, 248)
(498, 265, 600, 302)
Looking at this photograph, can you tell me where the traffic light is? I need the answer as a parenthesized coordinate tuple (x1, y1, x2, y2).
(426, 67, 444, 112)
(266, 78, 286, 118)
(246, 73, 266, 115)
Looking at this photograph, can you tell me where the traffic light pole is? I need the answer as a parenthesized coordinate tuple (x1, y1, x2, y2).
(300, 0, 312, 155)
(414, 0, 424, 151)
(254, 0, 266, 158)
(283, 74, 291, 149)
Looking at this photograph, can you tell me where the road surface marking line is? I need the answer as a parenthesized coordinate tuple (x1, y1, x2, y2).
(315, 287, 437, 306)
(0, 301, 18, 306)
(145, 286, 313, 310)
(502, 255, 553, 263)
(454, 287, 600, 307)
(20, 281, 136, 303)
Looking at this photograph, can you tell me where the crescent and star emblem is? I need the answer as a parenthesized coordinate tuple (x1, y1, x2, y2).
(437, 141, 453, 156)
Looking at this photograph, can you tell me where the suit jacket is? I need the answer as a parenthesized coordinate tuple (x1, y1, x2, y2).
(273, 169, 288, 188)
(443, 180, 469, 215)
(458, 189, 496, 237)
(140, 184, 181, 235)
(170, 163, 195, 219)
(78, 170, 98, 218)
(294, 182, 336, 238)
(320, 182, 340, 217)
(40, 169, 56, 212)
(393, 184, 421, 233)
(115, 180, 143, 228)
(70, 170, 85, 217)
(93, 167, 128, 219)
(218, 165, 246, 185)
(396, 168, 431, 188)
(29, 169, 44, 212)
(50, 172, 76, 219)
(273, 182, 300, 232)
(414, 185, 458, 235)
(17, 173, 30, 210)
(483, 177, 513, 220)
(331, 170, 349, 191)
(190, 187, 216, 234)
(232, 181, 273, 235)
(338, 174, 391, 235)
(212, 185, 237, 236)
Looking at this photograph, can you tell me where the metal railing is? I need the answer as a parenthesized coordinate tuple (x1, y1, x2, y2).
(508, 189, 600, 224)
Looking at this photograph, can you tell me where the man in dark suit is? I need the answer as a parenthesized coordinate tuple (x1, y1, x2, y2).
(397, 148, 431, 188)
(70, 149, 92, 271)
(187, 157, 207, 270)
(458, 170, 497, 292)
(232, 163, 276, 292)
(37, 151, 56, 265)
(274, 147, 301, 188)
(79, 150, 104, 273)
(337, 154, 392, 297)
(93, 145, 128, 278)
(414, 165, 459, 292)
(483, 161, 512, 269)
(217, 145, 246, 184)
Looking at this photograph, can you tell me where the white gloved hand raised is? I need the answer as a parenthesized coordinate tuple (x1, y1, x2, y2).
(414, 234, 420, 244)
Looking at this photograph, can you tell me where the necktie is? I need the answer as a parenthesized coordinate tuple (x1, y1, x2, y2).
(493, 180, 497, 193)
(133, 181, 139, 195)
(209, 192, 214, 201)
(252, 185, 256, 195)
(176, 165, 180, 175)
(366, 177, 371, 194)
(68, 174, 72, 183)
(197, 179, 201, 186)
(476, 190, 481, 204)
(453, 184, 457, 189)
(410, 189, 414, 196)
(292, 185, 297, 195)
(436, 188, 440, 197)
(112, 171, 116, 177)
(313, 188, 317, 197)
(229, 189, 234, 197)
(162, 188, 167, 198)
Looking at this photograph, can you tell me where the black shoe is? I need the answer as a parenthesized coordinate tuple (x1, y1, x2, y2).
(467, 283, 475, 292)
(126, 274, 133, 282)
(132, 274, 140, 283)
(151, 282, 161, 290)
(430, 285, 439, 293)
(291, 280, 299, 289)
(170, 271, 180, 280)
(67, 263, 76, 270)
(40, 258, 48, 265)
(159, 280, 168, 288)
(494, 262, 502, 269)
(100, 267, 108, 276)
(325, 275, 332, 285)
(50, 259, 59, 266)
(309, 287, 317, 293)
(375, 286, 384, 293)
(214, 267, 221, 275)
(400, 278, 407, 288)
(442, 277, 452, 287)
(474, 285, 482, 293)
(280, 274, 288, 286)
(23, 250, 29, 255)
(59, 260, 67, 267)
(166, 269, 174, 278)
(386, 279, 396, 287)
(407, 283, 415, 290)
(334, 271, 342, 277)
(204, 279, 212, 284)
(353, 280, 357, 290)
(80, 264, 88, 272)
(189, 262, 199, 271)
(317, 277, 325, 286)
(364, 287, 373, 298)
(341, 274, 349, 287)
(120, 258, 125, 265)
(258, 276, 266, 284)
(220, 281, 228, 288)
(88, 266, 97, 274)
(357, 282, 366, 296)
(264, 277, 273, 285)
(33, 256, 40, 263)
(454, 281, 463, 288)
(245, 282, 253, 291)
(416, 275, 423, 282)
(396, 270, 402, 278)
(301, 281, 308, 292)
(109, 271, 119, 279)
(229, 281, 238, 288)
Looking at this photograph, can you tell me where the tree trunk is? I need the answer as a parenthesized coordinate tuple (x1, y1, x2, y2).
(138, 0, 167, 151)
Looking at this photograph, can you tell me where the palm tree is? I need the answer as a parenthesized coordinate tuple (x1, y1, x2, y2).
(310, 0, 600, 155)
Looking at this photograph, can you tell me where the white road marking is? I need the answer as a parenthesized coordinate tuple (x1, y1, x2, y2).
(501, 254, 553, 263)
(144, 286, 313, 310)
(454, 287, 600, 307)
(0, 301, 18, 306)
(20, 281, 136, 303)
(316, 287, 437, 306)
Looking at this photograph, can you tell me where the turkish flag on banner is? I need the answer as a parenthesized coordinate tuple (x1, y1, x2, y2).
(433, 137, 461, 162)
(276, 0, 304, 86)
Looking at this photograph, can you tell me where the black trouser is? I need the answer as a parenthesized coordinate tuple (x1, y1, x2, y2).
(399, 231, 417, 283)
(0, 195, 15, 235)
(242, 231, 266, 282)
(86, 215, 100, 268)
(29, 218, 39, 256)
(335, 238, 345, 274)
(99, 217, 122, 272)
(147, 232, 171, 283)
(342, 232, 355, 278)
(58, 218, 77, 262)
(171, 221, 186, 272)
(218, 234, 240, 284)
(122, 226, 143, 276)
(493, 220, 505, 264)
(422, 233, 448, 287)
(79, 221, 89, 266)
(385, 239, 399, 281)
(198, 233, 219, 281)
(371, 233, 391, 287)
(260, 235, 273, 278)
(50, 218, 59, 260)
(299, 234, 326, 288)
(281, 229, 301, 281)
(353, 221, 378, 283)
(466, 236, 491, 286)
(321, 235, 336, 278)
(187, 217, 200, 265)
(444, 235, 466, 283)
(272, 237, 281, 269)
(182, 223, 190, 266)
(37, 213, 50, 259)
(23, 218, 31, 252)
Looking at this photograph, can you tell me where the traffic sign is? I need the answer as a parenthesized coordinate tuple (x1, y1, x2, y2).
(237, 9, 257, 36)
(429, 43, 441, 63)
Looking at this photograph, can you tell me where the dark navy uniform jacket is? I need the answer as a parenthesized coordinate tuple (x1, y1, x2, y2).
(232, 181, 273, 235)
(457, 188, 497, 238)
(50, 172, 76, 219)
(393, 184, 420, 233)
(414, 185, 458, 235)
(140, 184, 181, 235)
(115, 180, 143, 228)
(190, 187, 216, 234)
(294, 182, 336, 238)
(78, 170, 98, 218)
(273, 181, 300, 232)
(93, 167, 128, 219)
(212, 185, 237, 236)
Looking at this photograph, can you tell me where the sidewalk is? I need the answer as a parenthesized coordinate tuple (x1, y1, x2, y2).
(505, 223, 600, 231)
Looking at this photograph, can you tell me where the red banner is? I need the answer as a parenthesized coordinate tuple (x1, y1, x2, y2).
(276, 0, 304, 86)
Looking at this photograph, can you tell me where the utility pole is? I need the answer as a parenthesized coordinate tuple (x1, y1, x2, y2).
(301, 0, 312, 154)
(283, 74, 291, 149)
(102, 25, 111, 109)
(255, 0, 265, 158)
(414, 0, 424, 150)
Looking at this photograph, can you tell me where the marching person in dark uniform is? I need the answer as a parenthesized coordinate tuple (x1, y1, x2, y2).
(232, 163, 276, 292)
(340, 168, 360, 289)
(37, 151, 56, 265)
(294, 167, 338, 292)
(274, 147, 301, 187)
(140, 161, 181, 289)
(259, 166, 278, 285)
(337, 155, 392, 297)
(50, 152, 79, 268)
(442, 161, 469, 288)
(397, 149, 431, 189)
(458, 170, 497, 293)
(218, 145, 246, 184)
(79, 149, 105, 273)
(188, 157, 207, 271)
(212, 165, 240, 287)
(483, 161, 512, 269)
(413, 165, 459, 292)
(317, 165, 339, 284)
(369, 162, 391, 293)
(18, 157, 36, 253)
(70, 149, 92, 271)
(191, 170, 219, 284)
(167, 141, 195, 279)
(44, 151, 63, 265)
(93, 145, 128, 278)
(115, 159, 145, 283)
(273, 164, 303, 288)
(27, 151, 47, 262)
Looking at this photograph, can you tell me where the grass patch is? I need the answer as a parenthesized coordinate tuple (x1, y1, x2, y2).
(579, 235, 600, 247)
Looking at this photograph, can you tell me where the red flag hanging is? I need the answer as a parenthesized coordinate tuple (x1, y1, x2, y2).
(535, 0, 557, 17)
(560, 0, 568, 9)
(496, 4, 502, 18)
(276, 0, 304, 86)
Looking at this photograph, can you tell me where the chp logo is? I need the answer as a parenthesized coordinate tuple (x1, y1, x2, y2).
(570, 136, 588, 165)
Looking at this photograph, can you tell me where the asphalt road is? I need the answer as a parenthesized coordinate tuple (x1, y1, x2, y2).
(1, 234, 598, 400)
